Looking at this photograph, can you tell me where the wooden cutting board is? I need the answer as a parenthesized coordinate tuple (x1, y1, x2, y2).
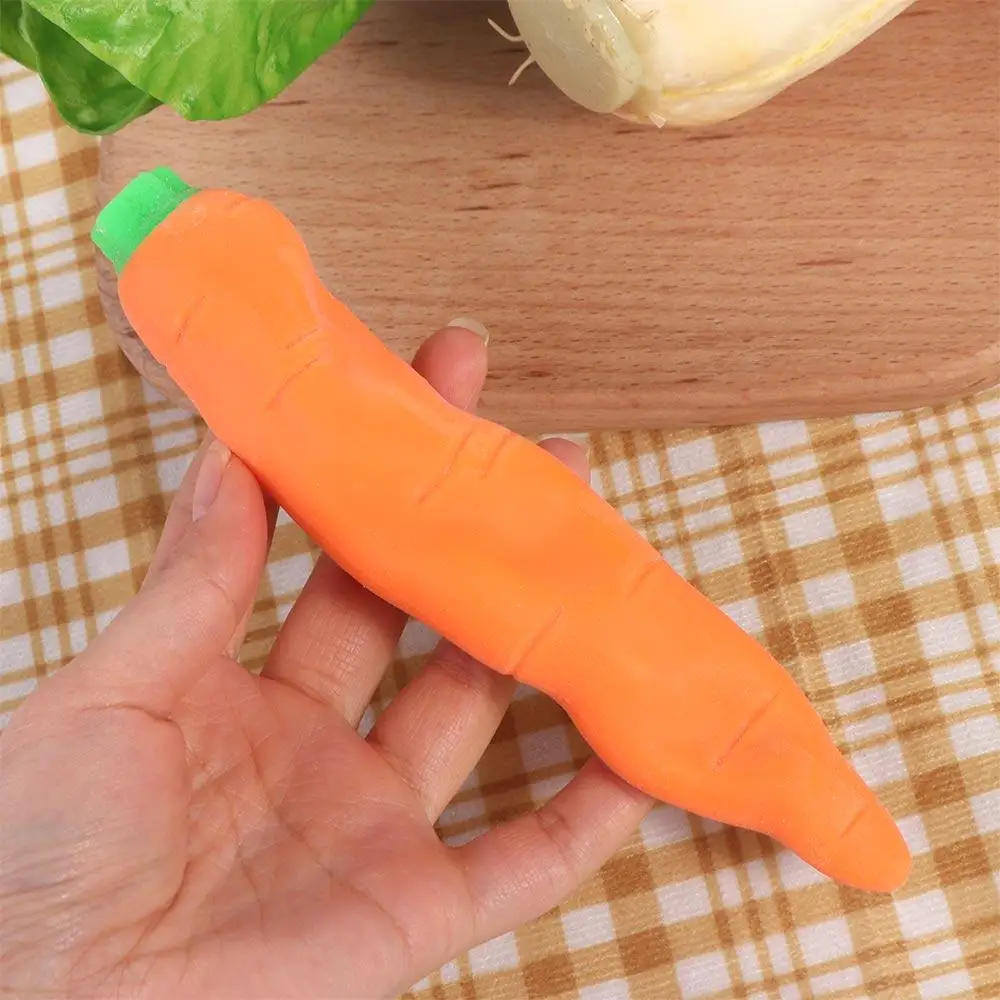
(96, 0, 998, 433)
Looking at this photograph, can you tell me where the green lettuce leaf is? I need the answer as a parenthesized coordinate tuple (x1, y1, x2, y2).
(1, 1, 38, 70)
(24, 0, 375, 122)
(20, 5, 160, 134)
(1, 1, 159, 133)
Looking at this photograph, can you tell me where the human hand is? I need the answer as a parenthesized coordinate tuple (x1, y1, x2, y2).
(0, 324, 652, 1000)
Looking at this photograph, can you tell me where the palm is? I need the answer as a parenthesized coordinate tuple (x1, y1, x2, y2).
(0, 328, 651, 1000)
(2, 660, 456, 998)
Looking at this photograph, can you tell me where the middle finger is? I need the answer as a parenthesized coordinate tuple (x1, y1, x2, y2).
(367, 436, 590, 819)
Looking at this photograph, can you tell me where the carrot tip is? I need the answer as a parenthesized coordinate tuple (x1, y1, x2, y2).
(824, 804, 912, 893)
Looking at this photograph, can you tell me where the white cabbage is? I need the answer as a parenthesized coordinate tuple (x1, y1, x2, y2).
(505, 0, 915, 125)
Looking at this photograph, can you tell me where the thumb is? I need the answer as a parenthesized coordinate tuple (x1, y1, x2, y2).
(67, 439, 270, 715)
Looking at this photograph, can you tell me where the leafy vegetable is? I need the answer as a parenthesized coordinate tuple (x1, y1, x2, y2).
(0, 0, 375, 134)
(19, 5, 159, 134)
(1, 1, 38, 71)
(506, 0, 915, 126)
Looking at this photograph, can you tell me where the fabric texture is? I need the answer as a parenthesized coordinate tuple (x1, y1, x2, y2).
(1, 58, 998, 1000)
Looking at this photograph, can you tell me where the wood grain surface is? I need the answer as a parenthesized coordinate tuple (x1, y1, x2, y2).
(96, 0, 999, 433)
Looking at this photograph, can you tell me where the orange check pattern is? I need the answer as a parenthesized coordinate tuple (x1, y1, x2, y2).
(2, 58, 998, 1000)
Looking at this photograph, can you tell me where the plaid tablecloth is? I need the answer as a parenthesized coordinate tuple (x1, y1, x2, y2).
(2, 57, 998, 1000)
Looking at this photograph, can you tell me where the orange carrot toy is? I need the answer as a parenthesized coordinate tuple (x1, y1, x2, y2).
(92, 168, 911, 893)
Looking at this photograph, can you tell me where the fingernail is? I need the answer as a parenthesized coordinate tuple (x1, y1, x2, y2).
(447, 317, 490, 346)
(538, 432, 593, 463)
(191, 439, 231, 521)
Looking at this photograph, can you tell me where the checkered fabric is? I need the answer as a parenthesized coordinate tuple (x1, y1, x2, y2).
(2, 57, 998, 1000)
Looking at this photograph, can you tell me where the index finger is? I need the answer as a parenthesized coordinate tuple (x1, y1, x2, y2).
(260, 322, 490, 722)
